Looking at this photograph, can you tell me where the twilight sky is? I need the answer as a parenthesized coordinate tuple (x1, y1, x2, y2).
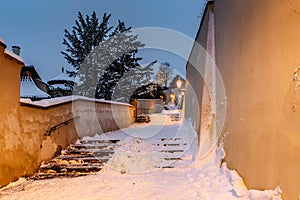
(0, 0, 206, 81)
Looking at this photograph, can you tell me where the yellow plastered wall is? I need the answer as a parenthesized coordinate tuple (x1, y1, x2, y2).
(0, 39, 135, 187)
(213, 0, 300, 199)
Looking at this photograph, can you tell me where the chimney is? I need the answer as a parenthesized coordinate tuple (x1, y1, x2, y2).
(12, 46, 21, 56)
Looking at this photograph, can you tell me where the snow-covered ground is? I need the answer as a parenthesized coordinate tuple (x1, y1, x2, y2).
(0, 111, 282, 200)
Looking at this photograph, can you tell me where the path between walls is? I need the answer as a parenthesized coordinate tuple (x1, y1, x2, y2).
(0, 111, 282, 200)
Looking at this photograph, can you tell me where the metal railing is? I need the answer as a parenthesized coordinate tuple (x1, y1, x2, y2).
(44, 116, 80, 136)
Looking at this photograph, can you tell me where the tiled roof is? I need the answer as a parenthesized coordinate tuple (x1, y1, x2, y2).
(20, 77, 50, 99)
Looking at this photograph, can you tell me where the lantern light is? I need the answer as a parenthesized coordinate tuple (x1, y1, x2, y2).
(176, 77, 182, 89)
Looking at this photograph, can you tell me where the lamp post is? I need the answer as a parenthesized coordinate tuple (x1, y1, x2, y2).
(170, 93, 175, 104)
(176, 77, 183, 110)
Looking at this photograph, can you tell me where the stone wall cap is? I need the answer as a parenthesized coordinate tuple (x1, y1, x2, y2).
(4, 49, 24, 64)
(20, 95, 133, 108)
(0, 37, 6, 48)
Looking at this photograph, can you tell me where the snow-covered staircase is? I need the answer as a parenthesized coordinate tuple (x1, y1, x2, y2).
(31, 139, 119, 179)
(31, 135, 192, 179)
(150, 137, 192, 168)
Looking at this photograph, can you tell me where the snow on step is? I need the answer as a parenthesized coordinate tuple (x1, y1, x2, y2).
(80, 139, 120, 144)
(28, 124, 195, 188)
(103, 135, 194, 173)
(79, 137, 190, 164)
(31, 139, 120, 180)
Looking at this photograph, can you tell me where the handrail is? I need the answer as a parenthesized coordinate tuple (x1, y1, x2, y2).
(44, 116, 80, 136)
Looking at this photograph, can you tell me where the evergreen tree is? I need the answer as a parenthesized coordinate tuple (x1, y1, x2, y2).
(112, 61, 157, 103)
(95, 21, 145, 100)
(61, 11, 112, 72)
(61, 12, 152, 100)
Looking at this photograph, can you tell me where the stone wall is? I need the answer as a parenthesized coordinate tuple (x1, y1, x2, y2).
(0, 102, 77, 185)
(0, 39, 135, 188)
(0, 39, 23, 112)
(0, 97, 135, 187)
(71, 97, 135, 137)
(133, 99, 163, 116)
(0, 38, 25, 186)
(185, 2, 214, 147)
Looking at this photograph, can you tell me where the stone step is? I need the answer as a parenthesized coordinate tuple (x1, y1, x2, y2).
(159, 149, 184, 153)
(154, 143, 187, 147)
(32, 135, 191, 179)
(30, 172, 90, 180)
(71, 144, 116, 150)
(62, 149, 114, 155)
(158, 137, 181, 141)
(80, 139, 120, 144)
(56, 155, 103, 162)
(39, 163, 103, 172)
(156, 146, 187, 151)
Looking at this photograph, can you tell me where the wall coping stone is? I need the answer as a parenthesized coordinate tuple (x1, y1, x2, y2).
(20, 95, 133, 109)
(0, 37, 6, 48)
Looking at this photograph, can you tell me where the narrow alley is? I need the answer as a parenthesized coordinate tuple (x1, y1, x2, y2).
(0, 111, 281, 200)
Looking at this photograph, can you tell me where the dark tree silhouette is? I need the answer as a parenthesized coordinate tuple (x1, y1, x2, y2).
(156, 62, 173, 87)
(61, 12, 153, 100)
(61, 11, 112, 71)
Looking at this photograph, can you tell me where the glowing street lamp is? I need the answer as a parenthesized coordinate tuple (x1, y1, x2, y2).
(170, 93, 175, 100)
(176, 77, 184, 110)
(170, 93, 175, 104)
(176, 77, 182, 89)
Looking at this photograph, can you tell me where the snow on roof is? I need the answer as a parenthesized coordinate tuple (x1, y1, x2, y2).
(48, 71, 76, 83)
(50, 83, 72, 90)
(20, 95, 133, 108)
(21, 66, 43, 81)
(20, 77, 50, 99)
(4, 49, 24, 63)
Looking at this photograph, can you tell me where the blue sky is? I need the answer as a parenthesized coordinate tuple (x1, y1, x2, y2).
(0, 0, 206, 81)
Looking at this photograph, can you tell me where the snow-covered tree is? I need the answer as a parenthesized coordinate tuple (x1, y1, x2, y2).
(61, 11, 112, 72)
(61, 12, 151, 100)
(112, 61, 156, 103)
(156, 62, 173, 87)
(95, 22, 146, 100)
